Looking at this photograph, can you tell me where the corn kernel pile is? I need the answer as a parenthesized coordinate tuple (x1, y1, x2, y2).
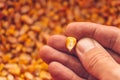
(0, 0, 120, 80)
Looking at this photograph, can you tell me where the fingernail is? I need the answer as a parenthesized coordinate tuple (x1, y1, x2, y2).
(76, 38, 95, 54)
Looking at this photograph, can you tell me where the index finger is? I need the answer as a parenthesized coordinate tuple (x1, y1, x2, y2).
(65, 22, 120, 54)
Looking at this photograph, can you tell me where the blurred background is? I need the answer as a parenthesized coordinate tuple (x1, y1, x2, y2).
(0, 0, 120, 80)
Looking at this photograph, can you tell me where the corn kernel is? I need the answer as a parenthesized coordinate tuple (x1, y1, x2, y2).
(24, 72, 34, 79)
(66, 37, 77, 52)
(0, 77, 7, 80)
(0, 64, 4, 71)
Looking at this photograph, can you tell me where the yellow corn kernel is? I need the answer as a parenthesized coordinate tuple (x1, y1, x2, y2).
(24, 72, 34, 80)
(0, 77, 7, 80)
(66, 37, 77, 52)
(40, 71, 52, 80)
(0, 64, 4, 71)
(5, 63, 21, 75)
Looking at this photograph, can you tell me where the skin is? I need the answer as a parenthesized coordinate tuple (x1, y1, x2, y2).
(40, 22, 120, 80)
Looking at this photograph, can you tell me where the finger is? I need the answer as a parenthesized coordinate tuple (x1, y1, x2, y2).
(65, 22, 120, 54)
(76, 38, 120, 80)
(47, 35, 68, 52)
(88, 75, 97, 80)
(108, 49, 120, 64)
(48, 61, 85, 80)
(47, 35, 76, 54)
(39, 45, 88, 78)
(47, 35, 120, 64)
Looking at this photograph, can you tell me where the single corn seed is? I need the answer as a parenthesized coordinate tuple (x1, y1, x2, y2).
(66, 37, 77, 52)
(24, 72, 34, 80)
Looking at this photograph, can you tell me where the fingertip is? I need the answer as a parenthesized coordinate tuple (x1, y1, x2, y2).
(48, 61, 84, 80)
(48, 62, 64, 80)
(65, 22, 87, 39)
(48, 61, 60, 74)
(47, 35, 66, 45)
(65, 22, 103, 39)
(39, 45, 48, 55)
(39, 45, 51, 63)
(47, 35, 61, 45)
(47, 35, 67, 52)
(65, 22, 78, 36)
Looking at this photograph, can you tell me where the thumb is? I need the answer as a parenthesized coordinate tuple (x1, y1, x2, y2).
(76, 38, 120, 80)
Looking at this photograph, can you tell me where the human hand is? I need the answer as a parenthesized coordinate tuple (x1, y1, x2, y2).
(40, 22, 120, 80)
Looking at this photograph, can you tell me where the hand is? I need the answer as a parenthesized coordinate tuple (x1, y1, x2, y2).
(40, 22, 120, 80)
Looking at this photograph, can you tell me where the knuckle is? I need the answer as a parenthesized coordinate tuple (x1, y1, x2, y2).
(85, 50, 110, 72)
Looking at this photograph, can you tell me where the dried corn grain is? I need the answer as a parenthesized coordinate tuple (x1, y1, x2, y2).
(66, 37, 77, 52)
